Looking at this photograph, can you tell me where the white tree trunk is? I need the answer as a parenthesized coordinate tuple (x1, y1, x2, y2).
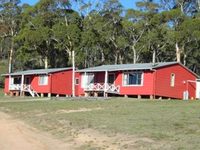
(44, 56, 48, 69)
(8, 39, 14, 73)
(183, 53, 187, 66)
(152, 50, 156, 64)
(176, 43, 181, 63)
(132, 46, 136, 64)
(114, 53, 118, 64)
(101, 49, 105, 63)
(119, 53, 123, 64)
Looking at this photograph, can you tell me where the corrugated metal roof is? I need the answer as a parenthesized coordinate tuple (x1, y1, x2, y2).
(77, 62, 178, 72)
(2, 67, 72, 76)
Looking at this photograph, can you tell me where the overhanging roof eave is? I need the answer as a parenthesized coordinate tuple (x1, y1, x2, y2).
(1, 72, 49, 76)
(76, 70, 107, 73)
(77, 68, 152, 73)
(1, 67, 72, 76)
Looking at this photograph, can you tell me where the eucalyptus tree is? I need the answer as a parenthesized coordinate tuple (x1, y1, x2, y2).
(132, 0, 167, 63)
(76, 0, 128, 66)
(123, 9, 148, 64)
(99, 0, 128, 64)
(0, 0, 21, 73)
(160, 0, 200, 64)
(177, 17, 200, 73)
(16, 0, 55, 69)
(78, 12, 104, 67)
(52, 6, 82, 66)
(16, 0, 75, 69)
(75, 0, 108, 67)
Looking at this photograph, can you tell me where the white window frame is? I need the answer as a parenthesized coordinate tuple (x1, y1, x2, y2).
(170, 73, 175, 87)
(11, 76, 21, 85)
(39, 75, 48, 85)
(122, 71, 144, 86)
(10, 77, 14, 85)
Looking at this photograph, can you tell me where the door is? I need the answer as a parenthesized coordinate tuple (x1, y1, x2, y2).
(81, 73, 94, 88)
(108, 74, 115, 84)
(24, 77, 31, 85)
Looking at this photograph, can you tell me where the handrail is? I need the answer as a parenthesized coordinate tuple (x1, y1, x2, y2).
(9, 84, 31, 91)
(9, 84, 39, 97)
(9, 84, 21, 90)
(84, 83, 120, 93)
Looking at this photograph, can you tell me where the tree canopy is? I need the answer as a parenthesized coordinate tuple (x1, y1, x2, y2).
(0, 0, 200, 75)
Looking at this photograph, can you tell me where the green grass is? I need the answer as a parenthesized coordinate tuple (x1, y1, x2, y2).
(0, 97, 200, 149)
(0, 88, 4, 97)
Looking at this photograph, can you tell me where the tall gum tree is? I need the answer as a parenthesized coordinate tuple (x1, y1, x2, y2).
(17, 0, 64, 69)
(0, 0, 21, 73)
(133, 0, 163, 64)
(160, 0, 200, 63)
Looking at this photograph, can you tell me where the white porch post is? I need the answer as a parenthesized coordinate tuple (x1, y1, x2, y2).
(104, 70, 108, 97)
(20, 74, 24, 96)
(8, 75, 11, 90)
(84, 72, 88, 97)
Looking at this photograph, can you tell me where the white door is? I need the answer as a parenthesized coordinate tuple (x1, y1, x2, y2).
(196, 80, 200, 99)
(81, 73, 94, 88)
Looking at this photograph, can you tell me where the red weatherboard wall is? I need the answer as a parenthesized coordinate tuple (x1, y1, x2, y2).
(75, 72, 80, 96)
(77, 64, 197, 99)
(4, 69, 73, 95)
(4, 75, 51, 94)
(117, 71, 154, 96)
(29, 70, 73, 95)
(76, 73, 84, 96)
(154, 64, 196, 99)
(30, 75, 50, 93)
(4, 77, 9, 93)
(77, 71, 154, 96)
(51, 70, 72, 95)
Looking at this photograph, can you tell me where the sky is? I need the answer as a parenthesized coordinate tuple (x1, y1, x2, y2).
(20, 0, 136, 9)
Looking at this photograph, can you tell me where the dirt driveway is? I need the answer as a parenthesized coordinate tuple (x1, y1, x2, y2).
(0, 110, 162, 150)
(0, 112, 72, 150)
(0, 111, 121, 150)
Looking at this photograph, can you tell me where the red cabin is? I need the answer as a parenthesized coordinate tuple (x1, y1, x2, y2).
(3, 68, 73, 97)
(76, 62, 198, 99)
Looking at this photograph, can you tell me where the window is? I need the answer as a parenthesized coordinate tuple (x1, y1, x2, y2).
(25, 77, 31, 84)
(75, 78, 79, 85)
(39, 75, 48, 85)
(13, 77, 21, 84)
(108, 74, 115, 84)
(170, 73, 175, 87)
(123, 72, 143, 86)
(81, 73, 94, 88)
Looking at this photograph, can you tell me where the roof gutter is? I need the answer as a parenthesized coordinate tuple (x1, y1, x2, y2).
(77, 68, 152, 73)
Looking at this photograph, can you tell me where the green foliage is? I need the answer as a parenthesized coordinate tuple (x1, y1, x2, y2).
(0, 0, 200, 74)
(0, 61, 8, 88)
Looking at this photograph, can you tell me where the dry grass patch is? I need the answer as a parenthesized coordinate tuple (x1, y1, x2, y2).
(56, 107, 102, 114)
